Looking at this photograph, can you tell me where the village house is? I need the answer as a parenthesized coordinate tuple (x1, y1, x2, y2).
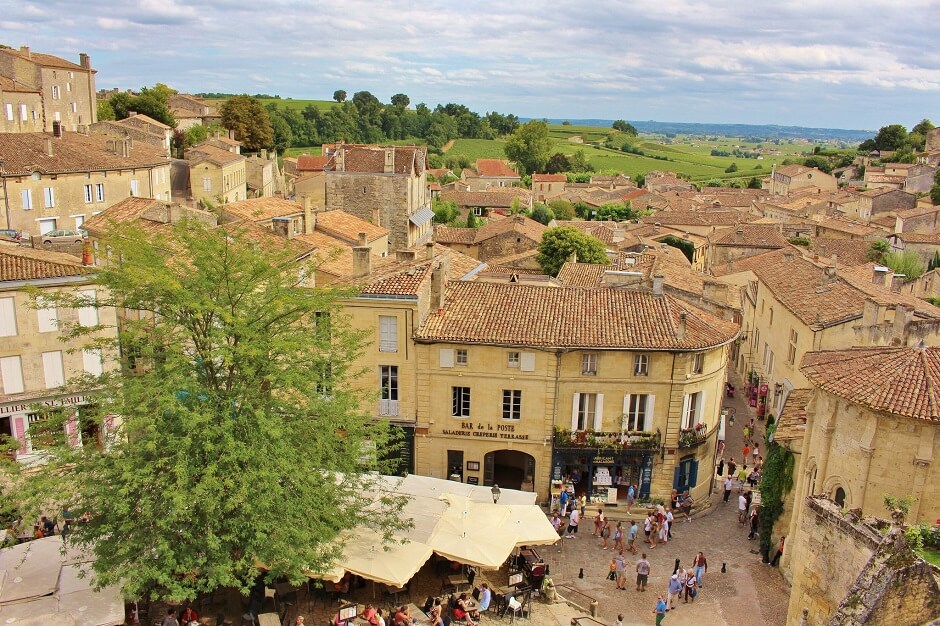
(768, 164, 837, 196)
(639, 209, 759, 238)
(855, 187, 917, 222)
(439, 188, 533, 219)
(434, 214, 545, 261)
(878, 162, 937, 193)
(644, 171, 694, 193)
(460, 159, 521, 191)
(0, 130, 171, 237)
(0, 245, 118, 461)
(0, 46, 97, 133)
(531, 173, 567, 202)
(184, 143, 247, 205)
(812, 216, 885, 241)
(706, 224, 790, 271)
(291, 154, 329, 208)
(89, 112, 172, 152)
(886, 232, 940, 267)
(623, 222, 708, 271)
(168, 93, 221, 130)
(245, 149, 279, 198)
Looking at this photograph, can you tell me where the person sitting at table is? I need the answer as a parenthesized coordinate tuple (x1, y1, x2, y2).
(180, 606, 198, 626)
(453, 593, 479, 625)
(395, 605, 417, 626)
(428, 599, 443, 626)
(360, 604, 378, 626)
(478, 583, 492, 614)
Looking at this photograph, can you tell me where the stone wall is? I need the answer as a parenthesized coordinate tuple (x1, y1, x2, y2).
(327, 172, 414, 252)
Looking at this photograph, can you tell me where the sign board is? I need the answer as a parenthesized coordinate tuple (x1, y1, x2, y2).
(509, 573, 523, 586)
(339, 605, 358, 621)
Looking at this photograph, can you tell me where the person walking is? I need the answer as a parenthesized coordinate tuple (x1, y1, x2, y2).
(579, 494, 587, 517)
(737, 465, 748, 492)
(666, 574, 683, 610)
(684, 572, 698, 603)
(627, 520, 639, 554)
(613, 521, 624, 553)
(665, 509, 674, 539)
(600, 519, 611, 549)
(727, 457, 737, 480)
(593, 508, 604, 536)
(566, 506, 580, 538)
(692, 552, 707, 588)
(654, 595, 668, 625)
(614, 552, 627, 590)
(644, 513, 653, 545)
(748, 508, 759, 540)
(716, 457, 724, 477)
(770, 536, 785, 566)
(636, 554, 651, 591)
(751, 444, 760, 463)
(723, 476, 733, 503)
(626, 484, 636, 513)
(738, 492, 748, 524)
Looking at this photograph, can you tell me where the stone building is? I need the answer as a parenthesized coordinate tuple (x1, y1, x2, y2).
(168, 94, 221, 130)
(706, 224, 789, 270)
(325, 144, 432, 253)
(0, 46, 97, 133)
(769, 164, 837, 196)
(0, 131, 171, 236)
(0, 245, 118, 461)
(460, 159, 521, 191)
(184, 144, 247, 205)
(531, 173, 566, 202)
(434, 215, 546, 261)
(89, 112, 172, 152)
(1, 75, 43, 133)
(857, 187, 917, 222)
(245, 150, 278, 198)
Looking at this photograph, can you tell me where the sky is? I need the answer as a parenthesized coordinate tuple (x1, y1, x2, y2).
(1, 0, 938, 131)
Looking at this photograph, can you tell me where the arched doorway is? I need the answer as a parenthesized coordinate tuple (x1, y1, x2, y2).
(484, 450, 535, 492)
(834, 487, 846, 508)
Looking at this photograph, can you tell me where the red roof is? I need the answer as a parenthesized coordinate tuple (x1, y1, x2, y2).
(474, 159, 519, 178)
(297, 155, 329, 172)
(532, 174, 566, 183)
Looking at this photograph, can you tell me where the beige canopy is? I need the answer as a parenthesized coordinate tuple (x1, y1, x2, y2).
(340, 530, 434, 588)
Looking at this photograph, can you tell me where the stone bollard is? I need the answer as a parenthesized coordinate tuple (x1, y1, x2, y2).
(590, 600, 598, 617)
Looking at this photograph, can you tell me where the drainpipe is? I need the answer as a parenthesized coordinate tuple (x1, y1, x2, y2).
(0, 159, 10, 230)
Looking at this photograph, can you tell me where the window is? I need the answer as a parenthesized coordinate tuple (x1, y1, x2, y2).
(472, 207, 485, 217)
(456, 349, 468, 366)
(19, 104, 26, 121)
(674, 454, 699, 493)
(42, 351, 65, 389)
(66, 81, 72, 91)
(70, 102, 77, 113)
(82, 349, 104, 376)
(691, 353, 704, 375)
(74, 215, 84, 230)
(39, 218, 56, 234)
(834, 487, 846, 508)
(769, 307, 774, 325)
(315, 361, 333, 395)
(520, 351, 536, 372)
(787, 329, 798, 365)
(83, 184, 93, 203)
(77, 290, 98, 327)
(36, 298, 58, 332)
(21, 189, 32, 210)
(52, 85, 60, 99)
(313, 311, 331, 339)
(378, 315, 397, 352)
(130, 180, 139, 197)
(0, 355, 25, 394)
(634, 354, 649, 376)
(379, 365, 399, 416)
(502, 390, 522, 420)
(581, 353, 597, 375)
(451, 386, 471, 417)
(95, 183, 105, 202)
(5, 103, 12, 121)
(54, 111, 60, 122)
(624, 393, 653, 431)
(507, 351, 520, 368)
(43, 187, 55, 208)
(0, 297, 16, 336)
(203, 177, 211, 192)
(572, 392, 601, 431)
(682, 391, 703, 429)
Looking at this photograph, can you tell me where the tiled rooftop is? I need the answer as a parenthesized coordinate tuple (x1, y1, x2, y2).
(709, 225, 790, 248)
(801, 346, 940, 422)
(0, 132, 168, 176)
(773, 388, 813, 441)
(0, 246, 91, 282)
(473, 159, 519, 178)
(315, 210, 388, 244)
(417, 282, 739, 350)
(223, 197, 302, 222)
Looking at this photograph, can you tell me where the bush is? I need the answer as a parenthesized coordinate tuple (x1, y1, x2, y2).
(884, 250, 925, 280)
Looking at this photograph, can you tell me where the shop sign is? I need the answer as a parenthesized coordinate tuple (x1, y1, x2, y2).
(441, 421, 530, 440)
(0, 394, 93, 416)
(594, 456, 615, 464)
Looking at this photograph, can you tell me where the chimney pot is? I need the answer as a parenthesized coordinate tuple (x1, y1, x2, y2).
(676, 311, 687, 341)
(79, 53, 90, 69)
(426, 241, 436, 260)
(19, 46, 30, 59)
(358, 231, 368, 246)
(652, 274, 664, 296)
(872, 265, 890, 286)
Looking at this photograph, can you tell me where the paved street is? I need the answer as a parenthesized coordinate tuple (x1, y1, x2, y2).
(539, 370, 791, 626)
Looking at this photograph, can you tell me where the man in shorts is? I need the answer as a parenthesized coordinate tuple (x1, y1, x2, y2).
(636, 553, 651, 591)
(627, 520, 639, 554)
(566, 506, 580, 538)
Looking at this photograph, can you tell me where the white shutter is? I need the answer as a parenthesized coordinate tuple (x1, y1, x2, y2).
(77, 289, 98, 327)
(0, 356, 25, 394)
(82, 348, 103, 376)
(571, 393, 580, 431)
(622, 394, 631, 431)
(594, 393, 604, 431)
(21, 189, 32, 210)
(42, 351, 65, 388)
(439, 348, 454, 368)
(379, 316, 397, 352)
(681, 394, 691, 430)
(696, 389, 706, 425)
(44, 187, 55, 208)
(0, 297, 16, 336)
(36, 298, 58, 332)
(520, 351, 535, 372)
(645, 394, 655, 432)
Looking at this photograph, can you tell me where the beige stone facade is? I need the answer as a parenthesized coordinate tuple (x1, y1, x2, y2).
(0, 246, 118, 461)
(0, 47, 97, 133)
(0, 77, 43, 133)
(186, 145, 247, 205)
(769, 165, 837, 196)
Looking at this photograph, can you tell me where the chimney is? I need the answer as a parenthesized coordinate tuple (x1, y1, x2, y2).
(44, 137, 54, 157)
(358, 231, 368, 247)
(19, 46, 30, 59)
(426, 241, 435, 260)
(430, 255, 450, 310)
(783, 250, 795, 261)
(122, 138, 130, 157)
(894, 216, 903, 235)
(862, 298, 884, 326)
(228, 129, 235, 140)
(79, 53, 90, 69)
(396, 250, 418, 262)
(652, 274, 664, 296)
(892, 304, 913, 344)
(676, 311, 687, 342)
(735, 227, 744, 243)
(890, 273, 905, 292)
(872, 265, 890, 286)
(830, 254, 838, 266)
(334, 147, 345, 172)
(301, 195, 314, 235)
(824, 265, 837, 280)
(384, 147, 395, 174)
(52, 120, 62, 138)
(261, 149, 268, 160)
(653, 222, 661, 234)
(272, 217, 293, 239)
(352, 244, 371, 278)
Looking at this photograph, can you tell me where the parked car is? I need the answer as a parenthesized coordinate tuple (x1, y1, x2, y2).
(0, 229, 21, 240)
(41, 229, 87, 247)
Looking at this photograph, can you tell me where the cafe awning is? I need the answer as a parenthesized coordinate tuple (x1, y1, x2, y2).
(341, 530, 434, 588)
(428, 495, 517, 569)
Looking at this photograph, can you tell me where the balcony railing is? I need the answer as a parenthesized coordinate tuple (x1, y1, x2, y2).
(678, 423, 709, 448)
(378, 399, 400, 417)
(553, 428, 660, 452)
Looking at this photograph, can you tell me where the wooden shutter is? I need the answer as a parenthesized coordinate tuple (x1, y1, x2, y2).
(12, 416, 28, 454)
(571, 393, 580, 431)
(0, 356, 24, 394)
(439, 348, 454, 368)
(78, 289, 98, 327)
(689, 460, 699, 488)
(594, 393, 604, 431)
(520, 352, 535, 372)
(82, 349, 103, 376)
(42, 351, 64, 388)
(622, 394, 631, 431)
(36, 297, 58, 332)
(680, 394, 691, 430)
(645, 395, 655, 432)
(673, 465, 681, 491)
(696, 390, 706, 426)
(0, 297, 16, 336)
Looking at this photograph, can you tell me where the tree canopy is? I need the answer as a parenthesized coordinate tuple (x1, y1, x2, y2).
(612, 120, 638, 136)
(107, 83, 176, 127)
(220, 95, 274, 151)
(3, 220, 405, 601)
(536, 226, 609, 276)
(333, 90, 347, 102)
(504, 120, 554, 175)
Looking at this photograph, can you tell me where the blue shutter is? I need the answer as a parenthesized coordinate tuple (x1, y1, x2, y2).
(690, 460, 699, 488)
(673, 465, 681, 491)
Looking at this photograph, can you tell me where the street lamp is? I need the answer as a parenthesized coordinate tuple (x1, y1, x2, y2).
(491, 484, 501, 504)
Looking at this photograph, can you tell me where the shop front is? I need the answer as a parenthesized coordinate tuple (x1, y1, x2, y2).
(550, 429, 661, 506)
(0, 392, 101, 461)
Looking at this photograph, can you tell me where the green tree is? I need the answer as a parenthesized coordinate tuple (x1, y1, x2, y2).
(569, 149, 594, 173)
(748, 177, 762, 189)
(97, 99, 115, 121)
(333, 89, 347, 102)
(390, 93, 410, 108)
(466, 211, 481, 228)
(884, 250, 926, 280)
(928, 250, 940, 272)
(220, 95, 274, 151)
(530, 203, 555, 225)
(3, 220, 405, 601)
(536, 226, 609, 276)
(432, 199, 459, 224)
(931, 168, 940, 205)
(873, 124, 909, 151)
(128, 85, 176, 127)
(504, 120, 553, 175)
(725, 162, 738, 173)
(612, 120, 638, 136)
(866, 239, 891, 264)
(548, 200, 575, 221)
(545, 153, 571, 174)
(594, 202, 636, 221)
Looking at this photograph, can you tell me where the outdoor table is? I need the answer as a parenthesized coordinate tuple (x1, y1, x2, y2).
(406, 603, 428, 620)
(447, 574, 468, 592)
(258, 614, 280, 626)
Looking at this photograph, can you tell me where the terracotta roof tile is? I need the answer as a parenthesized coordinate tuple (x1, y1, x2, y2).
(473, 159, 519, 178)
(186, 144, 244, 167)
(814, 217, 882, 237)
(335, 145, 425, 176)
(1, 49, 87, 71)
(315, 210, 388, 244)
(532, 174, 566, 183)
(435, 226, 478, 245)
(774, 388, 813, 441)
(417, 283, 739, 349)
(0, 76, 39, 93)
(709, 225, 790, 248)
(801, 346, 940, 422)
(82, 197, 170, 235)
(223, 197, 302, 222)
(642, 210, 758, 227)
(440, 188, 531, 209)
(806, 238, 872, 267)
(297, 155, 328, 171)
(0, 246, 91, 281)
(0, 132, 168, 176)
